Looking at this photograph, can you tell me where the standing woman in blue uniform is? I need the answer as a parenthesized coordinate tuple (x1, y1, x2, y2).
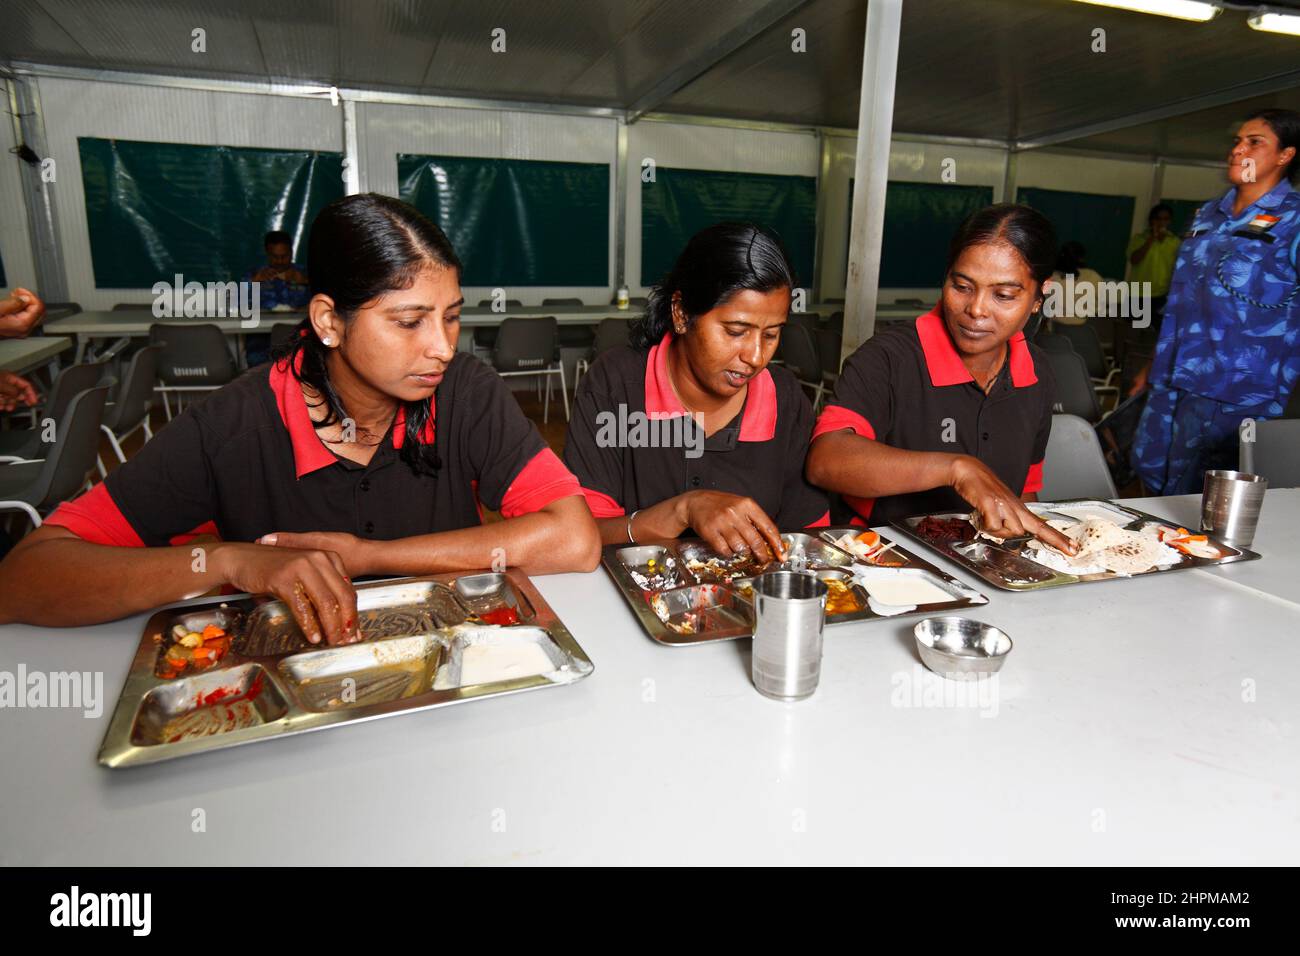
(1132, 109, 1300, 494)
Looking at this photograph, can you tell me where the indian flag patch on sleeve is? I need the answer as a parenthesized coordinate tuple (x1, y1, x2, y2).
(1249, 214, 1280, 231)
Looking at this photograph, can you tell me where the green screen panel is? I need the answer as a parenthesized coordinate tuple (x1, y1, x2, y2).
(78, 137, 343, 288)
(1159, 196, 1213, 235)
(1016, 185, 1136, 279)
(641, 167, 816, 288)
(875, 181, 994, 287)
(399, 155, 609, 287)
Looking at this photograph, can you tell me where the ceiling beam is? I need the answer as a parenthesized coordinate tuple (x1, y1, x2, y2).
(1015, 67, 1300, 150)
(624, 0, 814, 123)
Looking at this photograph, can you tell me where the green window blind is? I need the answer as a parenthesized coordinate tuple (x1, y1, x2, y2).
(641, 167, 816, 288)
(1016, 186, 1136, 280)
(78, 137, 343, 288)
(875, 181, 994, 287)
(399, 155, 609, 287)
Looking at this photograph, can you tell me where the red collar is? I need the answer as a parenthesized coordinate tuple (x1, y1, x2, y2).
(645, 332, 777, 442)
(268, 353, 436, 478)
(915, 307, 1038, 388)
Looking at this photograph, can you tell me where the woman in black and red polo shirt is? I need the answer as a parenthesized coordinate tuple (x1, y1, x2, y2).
(807, 204, 1074, 552)
(0, 194, 600, 641)
(564, 222, 828, 561)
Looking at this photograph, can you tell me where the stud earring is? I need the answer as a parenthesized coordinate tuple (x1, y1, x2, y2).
(322, 336, 334, 346)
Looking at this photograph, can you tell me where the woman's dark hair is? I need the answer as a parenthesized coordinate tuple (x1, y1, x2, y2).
(1055, 240, 1087, 278)
(945, 203, 1057, 290)
(270, 193, 462, 477)
(1148, 202, 1173, 223)
(630, 222, 797, 350)
(1244, 108, 1300, 183)
(264, 229, 292, 248)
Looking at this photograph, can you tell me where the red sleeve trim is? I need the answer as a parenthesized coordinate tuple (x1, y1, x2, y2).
(844, 494, 876, 524)
(499, 448, 583, 519)
(169, 521, 221, 547)
(805, 510, 831, 529)
(581, 486, 625, 518)
(44, 483, 145, 547)
(1022, 459, 1044, 496)
(812, 404, 876, 441)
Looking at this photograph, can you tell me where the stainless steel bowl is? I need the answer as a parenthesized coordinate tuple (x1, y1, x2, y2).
(913, 617, 1012, 681)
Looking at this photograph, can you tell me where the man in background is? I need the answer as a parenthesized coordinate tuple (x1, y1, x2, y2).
(1126, 203, 1180, 344)
(244, 230, 309, 365)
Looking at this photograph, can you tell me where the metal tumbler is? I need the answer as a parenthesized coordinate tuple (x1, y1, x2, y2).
(751, 571, 828, 701)
(1201, 469, 1268, 548)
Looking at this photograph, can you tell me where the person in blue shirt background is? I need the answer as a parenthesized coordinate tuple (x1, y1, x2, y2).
(244, 229, 310, 365)
(1132, 109, 1300, 495)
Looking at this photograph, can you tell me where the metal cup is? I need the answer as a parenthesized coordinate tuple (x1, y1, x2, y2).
(1201, 469, 1268, 548)
(750, 571, 828, 701)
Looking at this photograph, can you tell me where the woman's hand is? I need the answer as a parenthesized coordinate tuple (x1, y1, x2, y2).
(0, 371, 39, 412)
(213, 541, 359, 645)
(948, 456, 1077, 554)
(0, 287, 46, 337)
(256, 531, 375, 578)
(680, 490, 785, 561)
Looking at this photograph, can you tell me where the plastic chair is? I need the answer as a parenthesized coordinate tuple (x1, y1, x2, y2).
(573, 318, 632, 399)
(491, 317, 568, 423)
(1240, 418, 1300, 487)
(1039, 413, 1118, 500)
(0, 360, 106, 461)
(149, 323, 236, 419)
(472, 298, 524, 359)
(1053, 322, 1119, 400)
(97, 344, 162, 475)
(1043, 349, 1102, 424)
(780, 323, 828, 411)
(1034, 331, 1074, 353)
(0, 385, 111, 532)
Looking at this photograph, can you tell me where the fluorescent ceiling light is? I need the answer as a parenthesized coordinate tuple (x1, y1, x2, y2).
(1069, 0, 1224, 22)
(1248, 9, 1300, 36)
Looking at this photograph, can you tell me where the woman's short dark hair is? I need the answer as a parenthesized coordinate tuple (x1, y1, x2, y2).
(1245, 108, 1300, 183)
(263, 229, 292, 248)
(271, 193, 462, 477)
(1056, 240, 1087, 278)
(1148, 203, 1173, 222)
(630, 222, 797, 350)
(945, 204, 1057, 289)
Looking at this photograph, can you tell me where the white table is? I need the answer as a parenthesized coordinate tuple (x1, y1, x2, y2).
(4, 492, 1295, 865)
(0, 336, 70, 375)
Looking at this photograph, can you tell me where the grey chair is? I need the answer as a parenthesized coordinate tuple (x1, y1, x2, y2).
(780, 323, 829, 411)
(573, 318, 632, 399)
(0, 385, 111, 532)
(0, 360, 107, 462)
(149, 322, 236, 419)
(97, 344, 162, 476)
(1034, 330, 1074, 353)
(1053, 322, 1119, 401)
(1044, 348, 1102, 424)
(491, 316, 568, 423)
(542, 298, 584, 307)
(543, 299, 595, 351)
(1240, 418, 1300, 487)
(1039, 413, 1118, 500)
(472, 298, 524, 359)
(816, 326, 844, 383)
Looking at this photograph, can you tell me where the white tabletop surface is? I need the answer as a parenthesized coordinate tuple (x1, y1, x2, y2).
(0, 336, 70, 374)
(1, 491, 1296, 865)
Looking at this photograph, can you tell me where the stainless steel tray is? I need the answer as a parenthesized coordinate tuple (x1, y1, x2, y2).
(601, 529, 988, 646)
(98, 570, 594, 768)
(890, 498, 1262, 592)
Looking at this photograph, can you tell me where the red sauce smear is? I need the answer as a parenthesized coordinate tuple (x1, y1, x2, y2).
(478, 607, 520, 626)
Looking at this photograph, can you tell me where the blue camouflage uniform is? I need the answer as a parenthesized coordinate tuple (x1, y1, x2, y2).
(1132, 178, 1300, 494)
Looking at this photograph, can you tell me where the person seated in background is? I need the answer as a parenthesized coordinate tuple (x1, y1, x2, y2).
(806, 204, 1074, 553)
(244, 230, 310, 365)
(564, 222, 828, 561)
(1046, 241, 1104, 327)
(1126, 202, 1180, 341)
(0, 194, 600, 636)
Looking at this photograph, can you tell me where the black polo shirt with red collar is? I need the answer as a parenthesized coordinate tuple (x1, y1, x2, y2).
(46, 351, 581, 547)
(563, 332, 829, 530)
(812, 307, 1055, 525)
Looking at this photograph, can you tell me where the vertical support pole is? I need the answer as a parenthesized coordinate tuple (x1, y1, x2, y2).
(812, 128, 832, 303)
(614, 117, 628, 292)
(842, 0, 902, 358)
(1002, 147, 1019, 205)
(342, 96, 363, 195)
(6, 75, 68, 301)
